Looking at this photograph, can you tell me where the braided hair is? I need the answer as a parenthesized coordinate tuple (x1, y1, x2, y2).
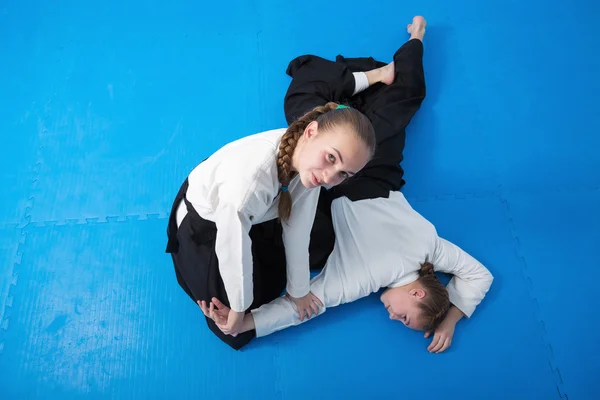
(277, 102, 375, 221)
(416, 261, 451, 331)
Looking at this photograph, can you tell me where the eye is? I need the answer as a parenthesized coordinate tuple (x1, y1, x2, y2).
(327, 153, 336, 163)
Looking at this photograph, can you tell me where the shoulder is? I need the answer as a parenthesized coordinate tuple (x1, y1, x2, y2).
(195, 129, 287, 210)
(386, 192, 437, 235)
(332, 191, 435, 228)
(224, 128, 286, 153)
(331, 190, 438, 254)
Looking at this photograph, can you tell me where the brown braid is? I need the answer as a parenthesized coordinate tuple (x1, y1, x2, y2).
(416, 261, 451, 331)
(277, 102, 375, 221)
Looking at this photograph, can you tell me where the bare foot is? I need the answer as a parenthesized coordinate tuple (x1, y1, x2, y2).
(365, 16, 427, 86)
(365, 62, 395, 86)
(364, 16, 427, 87)
(407, 16, 427, 41)
(380, 62, 395, 85)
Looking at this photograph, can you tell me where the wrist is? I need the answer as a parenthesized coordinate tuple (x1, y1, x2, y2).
(446, 305, 465, 324)
(287, 291, 308, 300)
(241, 313, 255, 333)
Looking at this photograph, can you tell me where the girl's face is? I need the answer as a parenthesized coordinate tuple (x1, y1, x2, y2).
(380, 286, 426, 331)
(292, 121, 371, 189)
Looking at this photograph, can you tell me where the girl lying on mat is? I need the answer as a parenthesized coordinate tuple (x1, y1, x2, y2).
(199, 16, 493, 353)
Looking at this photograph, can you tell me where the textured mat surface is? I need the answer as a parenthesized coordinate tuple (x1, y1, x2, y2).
(501, 188, 600, 399)
(0, 219, 281, 399)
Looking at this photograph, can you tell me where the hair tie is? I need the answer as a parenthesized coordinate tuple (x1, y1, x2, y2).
(281, 185, 288, 193)
(336, 104, 350, 110)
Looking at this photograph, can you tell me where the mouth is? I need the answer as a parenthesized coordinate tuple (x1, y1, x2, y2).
(311, 173, 320, 187)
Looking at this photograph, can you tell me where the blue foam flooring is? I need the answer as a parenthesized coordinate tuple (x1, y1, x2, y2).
(274, 196, 558, 399)
(0, 229, 25, 344)
(0, 219, 282, 399)
(503, 189, 600, 400)
(0, 198, 559, 399)
(1, 0, 599, 398)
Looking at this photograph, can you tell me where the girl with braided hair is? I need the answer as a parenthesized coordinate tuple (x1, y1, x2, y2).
(202, 16, 493, 353)
(166, 79, 376, 349)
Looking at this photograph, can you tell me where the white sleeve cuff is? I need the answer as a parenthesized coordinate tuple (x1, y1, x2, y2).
(252, 296, 325, 337)
(446, 274, 493, 318)
(352, 72, 369, 96)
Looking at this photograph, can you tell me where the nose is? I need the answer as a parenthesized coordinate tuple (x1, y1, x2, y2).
(322, 168, 342, 186)
(389, 313, 402, 324)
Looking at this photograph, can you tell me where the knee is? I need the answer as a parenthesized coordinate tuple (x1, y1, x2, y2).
(286, 54, 316, 77)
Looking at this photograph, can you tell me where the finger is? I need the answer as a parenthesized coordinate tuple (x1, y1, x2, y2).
(211, 303, 227, 324)
(432, 336, 447, 353)
(438, 338, 451, 353)
(305, 306, 313, 319)
(199, 301, 209, 317)
(210, 304, 227, 325)
(310, 301, 320, 317)
(298, 308, 306, 322)
(211, 297, 228, 310)
(436, 338, 451, 354)
(427, 334, 437, 351)
(215, 313, 228, 328)
(432, 336, 445, 353)
(424, 331, 431, 339)
(313, 295, 324, 308)
(428, 335, 442, 352)
(209, 302, 216, 319)
(208, 303, 219, 322)
(437, 337, 450, 353)
(210, 305, 223, 324)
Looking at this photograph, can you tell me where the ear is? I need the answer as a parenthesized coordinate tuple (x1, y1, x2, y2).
(304, 121, 319, 139)
(409, 288, 426, 299)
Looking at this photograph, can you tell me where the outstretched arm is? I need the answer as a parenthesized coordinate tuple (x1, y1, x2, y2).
(249, 266, 339, 337)
(424, 236, 493, 353)
(200, 264, 343, 338)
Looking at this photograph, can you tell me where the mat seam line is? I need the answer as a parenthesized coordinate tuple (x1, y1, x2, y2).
(499, 192, 568, 400)
(11, 184, 600, 227)
(0, 118, 45, 355)
(255, 18, 284, 400)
